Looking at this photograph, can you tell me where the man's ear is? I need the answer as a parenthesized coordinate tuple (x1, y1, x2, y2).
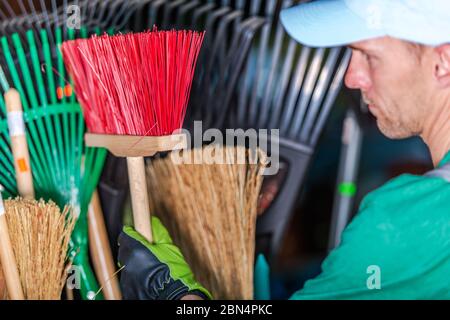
(434, 44, 450, 87)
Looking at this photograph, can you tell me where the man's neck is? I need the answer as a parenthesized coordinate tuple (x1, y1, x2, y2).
(421, 97, 450, 167)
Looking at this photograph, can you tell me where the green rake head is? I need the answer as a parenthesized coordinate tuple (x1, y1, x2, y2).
(0, 27, 107, 300)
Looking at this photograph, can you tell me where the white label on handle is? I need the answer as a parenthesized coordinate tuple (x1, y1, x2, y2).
(0, 197, 4, 216)
(7, 111, 26, 137)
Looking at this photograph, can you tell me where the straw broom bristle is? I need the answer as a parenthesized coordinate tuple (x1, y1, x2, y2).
(147, 145, 267, 299)
(4, 198, 75, 300)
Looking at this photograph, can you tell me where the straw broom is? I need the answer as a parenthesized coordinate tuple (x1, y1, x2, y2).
(147, 145, 266, 299)
(4, 198, 75, 300)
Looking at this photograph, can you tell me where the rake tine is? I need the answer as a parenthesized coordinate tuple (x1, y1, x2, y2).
(236, 0, 262, 127)
(190, 5, 229, 120)
(113, 0, 146, 31)
(78, 0, 90, 29)
(279, 46, 311, 135)
(85, 0, 99, 29)
(213, 8, 245, 98)
(108, 0, 131, 29)
(62, 0, 70, 40)
(256, 4, 289, 128)
(99, 0, 113, 30)
(129, 0, 147, 32)
(266, 0, 278, 17)
(176, 0, 200, 29)
(0, 12, 8, 37)
(236, 0, 246, 11)
(191, 3, 216, 28)
(250, 0, 264, 16)
(104, 0, 122, 26)
(25, 0, 46, 51)
(1, 0, 15, 16)
(88, 0, 101, 30)
(148, 0, 166, 28)
(310, 48, 351, 145)
(268, 37, 298, 130)
(117, 0, 152, 30)
(247, 0, 275, 127)
(0, 7, 6, 20)
(37, 0, 55, 47)
(213, 16, 266, 129)
(17, 0, 30, 16)
(287, 47, 325, 139)
(299, 47, 340, 142)
(50, 0, 60, 31)
(186, 2, 216, 122)
(216, 10, 243, 83)
(9, 0, 34, 38)
(162, 0, 185, 29)
(27, 0, 39, 27)
(198, 6, 232, 125)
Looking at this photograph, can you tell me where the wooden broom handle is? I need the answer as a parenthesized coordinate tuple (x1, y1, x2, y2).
(5, 89, 35, 199)
(0, 198, 24, 300)
(126, 157, 153, 243)
(88, 190, 122, 300)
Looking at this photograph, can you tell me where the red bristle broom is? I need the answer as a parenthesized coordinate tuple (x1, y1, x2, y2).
(61, 30, 205, 242)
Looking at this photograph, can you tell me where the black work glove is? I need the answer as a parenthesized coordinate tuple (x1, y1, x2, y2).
(118, 216, 212, 300)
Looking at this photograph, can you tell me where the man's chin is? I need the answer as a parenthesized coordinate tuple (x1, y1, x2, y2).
(377, 122, 413, 140)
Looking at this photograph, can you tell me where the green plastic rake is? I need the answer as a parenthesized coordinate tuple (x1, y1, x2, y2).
(0, 27, 106, 300)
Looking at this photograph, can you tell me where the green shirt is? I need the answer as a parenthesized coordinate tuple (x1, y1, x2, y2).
(290, 151, 450, 300)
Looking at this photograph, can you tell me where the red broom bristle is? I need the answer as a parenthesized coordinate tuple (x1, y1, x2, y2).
(61, 29, 205, 136)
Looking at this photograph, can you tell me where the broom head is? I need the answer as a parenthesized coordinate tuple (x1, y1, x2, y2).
(61, 29, 205, 156)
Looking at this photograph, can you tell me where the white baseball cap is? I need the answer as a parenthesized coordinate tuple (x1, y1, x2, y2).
(280, 0, 450, 47)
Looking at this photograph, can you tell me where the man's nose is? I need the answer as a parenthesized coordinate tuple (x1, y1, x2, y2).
(344, 57, 371, 91)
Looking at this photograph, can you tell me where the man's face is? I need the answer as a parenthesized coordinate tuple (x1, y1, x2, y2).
(345, 36, 432, 139)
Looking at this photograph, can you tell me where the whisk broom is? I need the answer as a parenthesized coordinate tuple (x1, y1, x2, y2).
(61, 29, 205, 244)
(4, 198, 75, 299)
(147, 145, 267, 299)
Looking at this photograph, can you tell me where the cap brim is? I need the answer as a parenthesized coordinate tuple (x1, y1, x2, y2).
(280, 0, 385, 47)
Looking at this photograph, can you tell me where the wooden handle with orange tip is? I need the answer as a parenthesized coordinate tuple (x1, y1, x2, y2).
(5, 89, 34, 199)
(0, 194, 24, 300)
(88, 190, 122, 300)
(127, 157, 153, 243)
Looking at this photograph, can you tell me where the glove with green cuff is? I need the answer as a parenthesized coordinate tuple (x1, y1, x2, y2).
(118, 216, 212, 300)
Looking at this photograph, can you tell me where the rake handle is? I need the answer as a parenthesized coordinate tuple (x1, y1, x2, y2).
(88, 190, 122, 300)
(5, 89, 35, 199)
(0, 198, 24, 300)
(127, 157, 153, 243)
